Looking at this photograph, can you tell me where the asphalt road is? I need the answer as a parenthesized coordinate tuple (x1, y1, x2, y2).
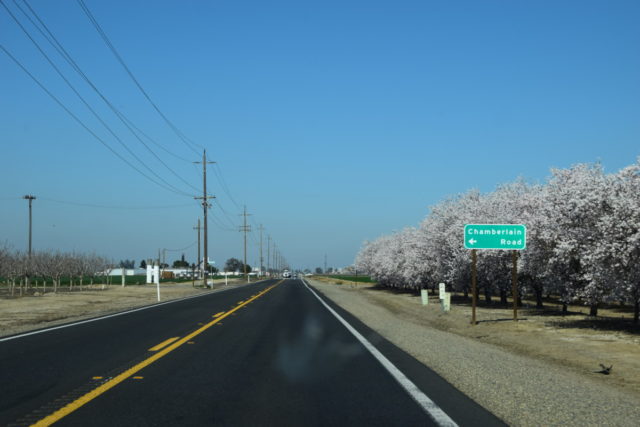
(0, 279, 504, 426)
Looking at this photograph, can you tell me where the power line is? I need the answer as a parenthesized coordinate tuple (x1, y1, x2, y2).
(213, 163, 243, 211)
(214, 199, 239, 229)
(120, 114, 193, 163)
(164, 241, 197, 252)
(12, 0, 201, 194)
(0, 43, 189, 197)
(209, 212, 236, 232)
(0, 5, 193, 197)
(76, 0, 203, 155)
(39, 197, 194, 210)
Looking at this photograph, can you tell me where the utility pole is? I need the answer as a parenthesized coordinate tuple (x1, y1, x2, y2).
(23, 195, 36, 256)
(193, 218, 201, 279)
(194, 150, 215, 288)
(273, 247, 278, 273)
(267, 235, 271, 276)
(239, 206, 251, 282)
(258, 224, 264, 277)
(324, 254, 327, 274)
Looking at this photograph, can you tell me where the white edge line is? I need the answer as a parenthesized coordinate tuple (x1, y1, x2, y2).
(0, 281, 266, 343)
(302, 279, 459, 427)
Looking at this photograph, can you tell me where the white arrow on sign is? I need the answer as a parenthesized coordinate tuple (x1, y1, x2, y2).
(468, 239, 477, 245)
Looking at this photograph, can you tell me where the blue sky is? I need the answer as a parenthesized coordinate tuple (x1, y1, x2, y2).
(1, 0, 639, 271)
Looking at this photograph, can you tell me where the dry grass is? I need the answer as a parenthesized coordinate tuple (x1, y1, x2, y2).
(0, 280, 244, 338)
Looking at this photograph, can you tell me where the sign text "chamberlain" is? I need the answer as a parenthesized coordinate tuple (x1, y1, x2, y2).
(464, 224, 527, 250)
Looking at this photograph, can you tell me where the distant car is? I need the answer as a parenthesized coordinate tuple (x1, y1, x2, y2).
(283, 270, 291, 278)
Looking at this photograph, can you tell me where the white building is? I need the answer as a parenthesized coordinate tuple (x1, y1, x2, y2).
(107, 268, 146, 276)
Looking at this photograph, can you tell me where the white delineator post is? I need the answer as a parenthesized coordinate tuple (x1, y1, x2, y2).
(121, 267, 126, 287)
(441, 293, 451, 312)
(154, 265, 160, 301)
(146, 264, 153, 284)
(421, 289, 429, 306)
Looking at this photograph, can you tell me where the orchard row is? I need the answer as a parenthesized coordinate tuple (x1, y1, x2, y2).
(355, 159, 640, 322)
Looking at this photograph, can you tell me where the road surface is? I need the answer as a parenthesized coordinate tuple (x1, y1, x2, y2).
(0, 279, 503, 426)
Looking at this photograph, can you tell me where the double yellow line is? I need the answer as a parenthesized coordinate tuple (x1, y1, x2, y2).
(32, 281, 282, 427)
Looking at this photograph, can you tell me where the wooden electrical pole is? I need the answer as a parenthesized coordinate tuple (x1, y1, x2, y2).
(258, 224, 264, 277)
(193, 218, 201, 279)
(274, 244, 278, 273)
(23, 195, 36, 256)
(267, 235, 271, 276)
(194, 150, 215, 288)
(239, 206, 251, 282)
(273, 246, 278, 273)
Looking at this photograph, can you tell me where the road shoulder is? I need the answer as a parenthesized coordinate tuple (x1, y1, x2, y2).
(308, 279, 640, 427)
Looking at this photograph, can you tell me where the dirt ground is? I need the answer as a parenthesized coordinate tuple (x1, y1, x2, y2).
(0, 279, 246, 338)
(313, 277, 640, 394)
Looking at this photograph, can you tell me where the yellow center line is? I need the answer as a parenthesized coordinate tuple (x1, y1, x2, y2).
(31, 280, 283, 427)
(213, 312, 225, 318)
(148, 337, 180, 352)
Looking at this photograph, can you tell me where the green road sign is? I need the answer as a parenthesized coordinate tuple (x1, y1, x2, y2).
(464, 224, 526, 250)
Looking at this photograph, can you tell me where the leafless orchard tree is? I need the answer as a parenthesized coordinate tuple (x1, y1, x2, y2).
(0, 244, 12, 294)
(0, 248, 113, 297)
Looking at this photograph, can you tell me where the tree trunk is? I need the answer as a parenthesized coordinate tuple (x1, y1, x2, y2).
(500, 289, 507, 305)
(534, 287, 544, 308)
(484, 288, 492, 304)
(463, 289, 468, 299)
(562, 302, 568, 315)
(633, 299, 639, 325)
(589, 304, 598, 317)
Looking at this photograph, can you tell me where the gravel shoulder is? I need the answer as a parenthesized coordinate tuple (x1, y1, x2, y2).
(308, 278, 640, 427)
